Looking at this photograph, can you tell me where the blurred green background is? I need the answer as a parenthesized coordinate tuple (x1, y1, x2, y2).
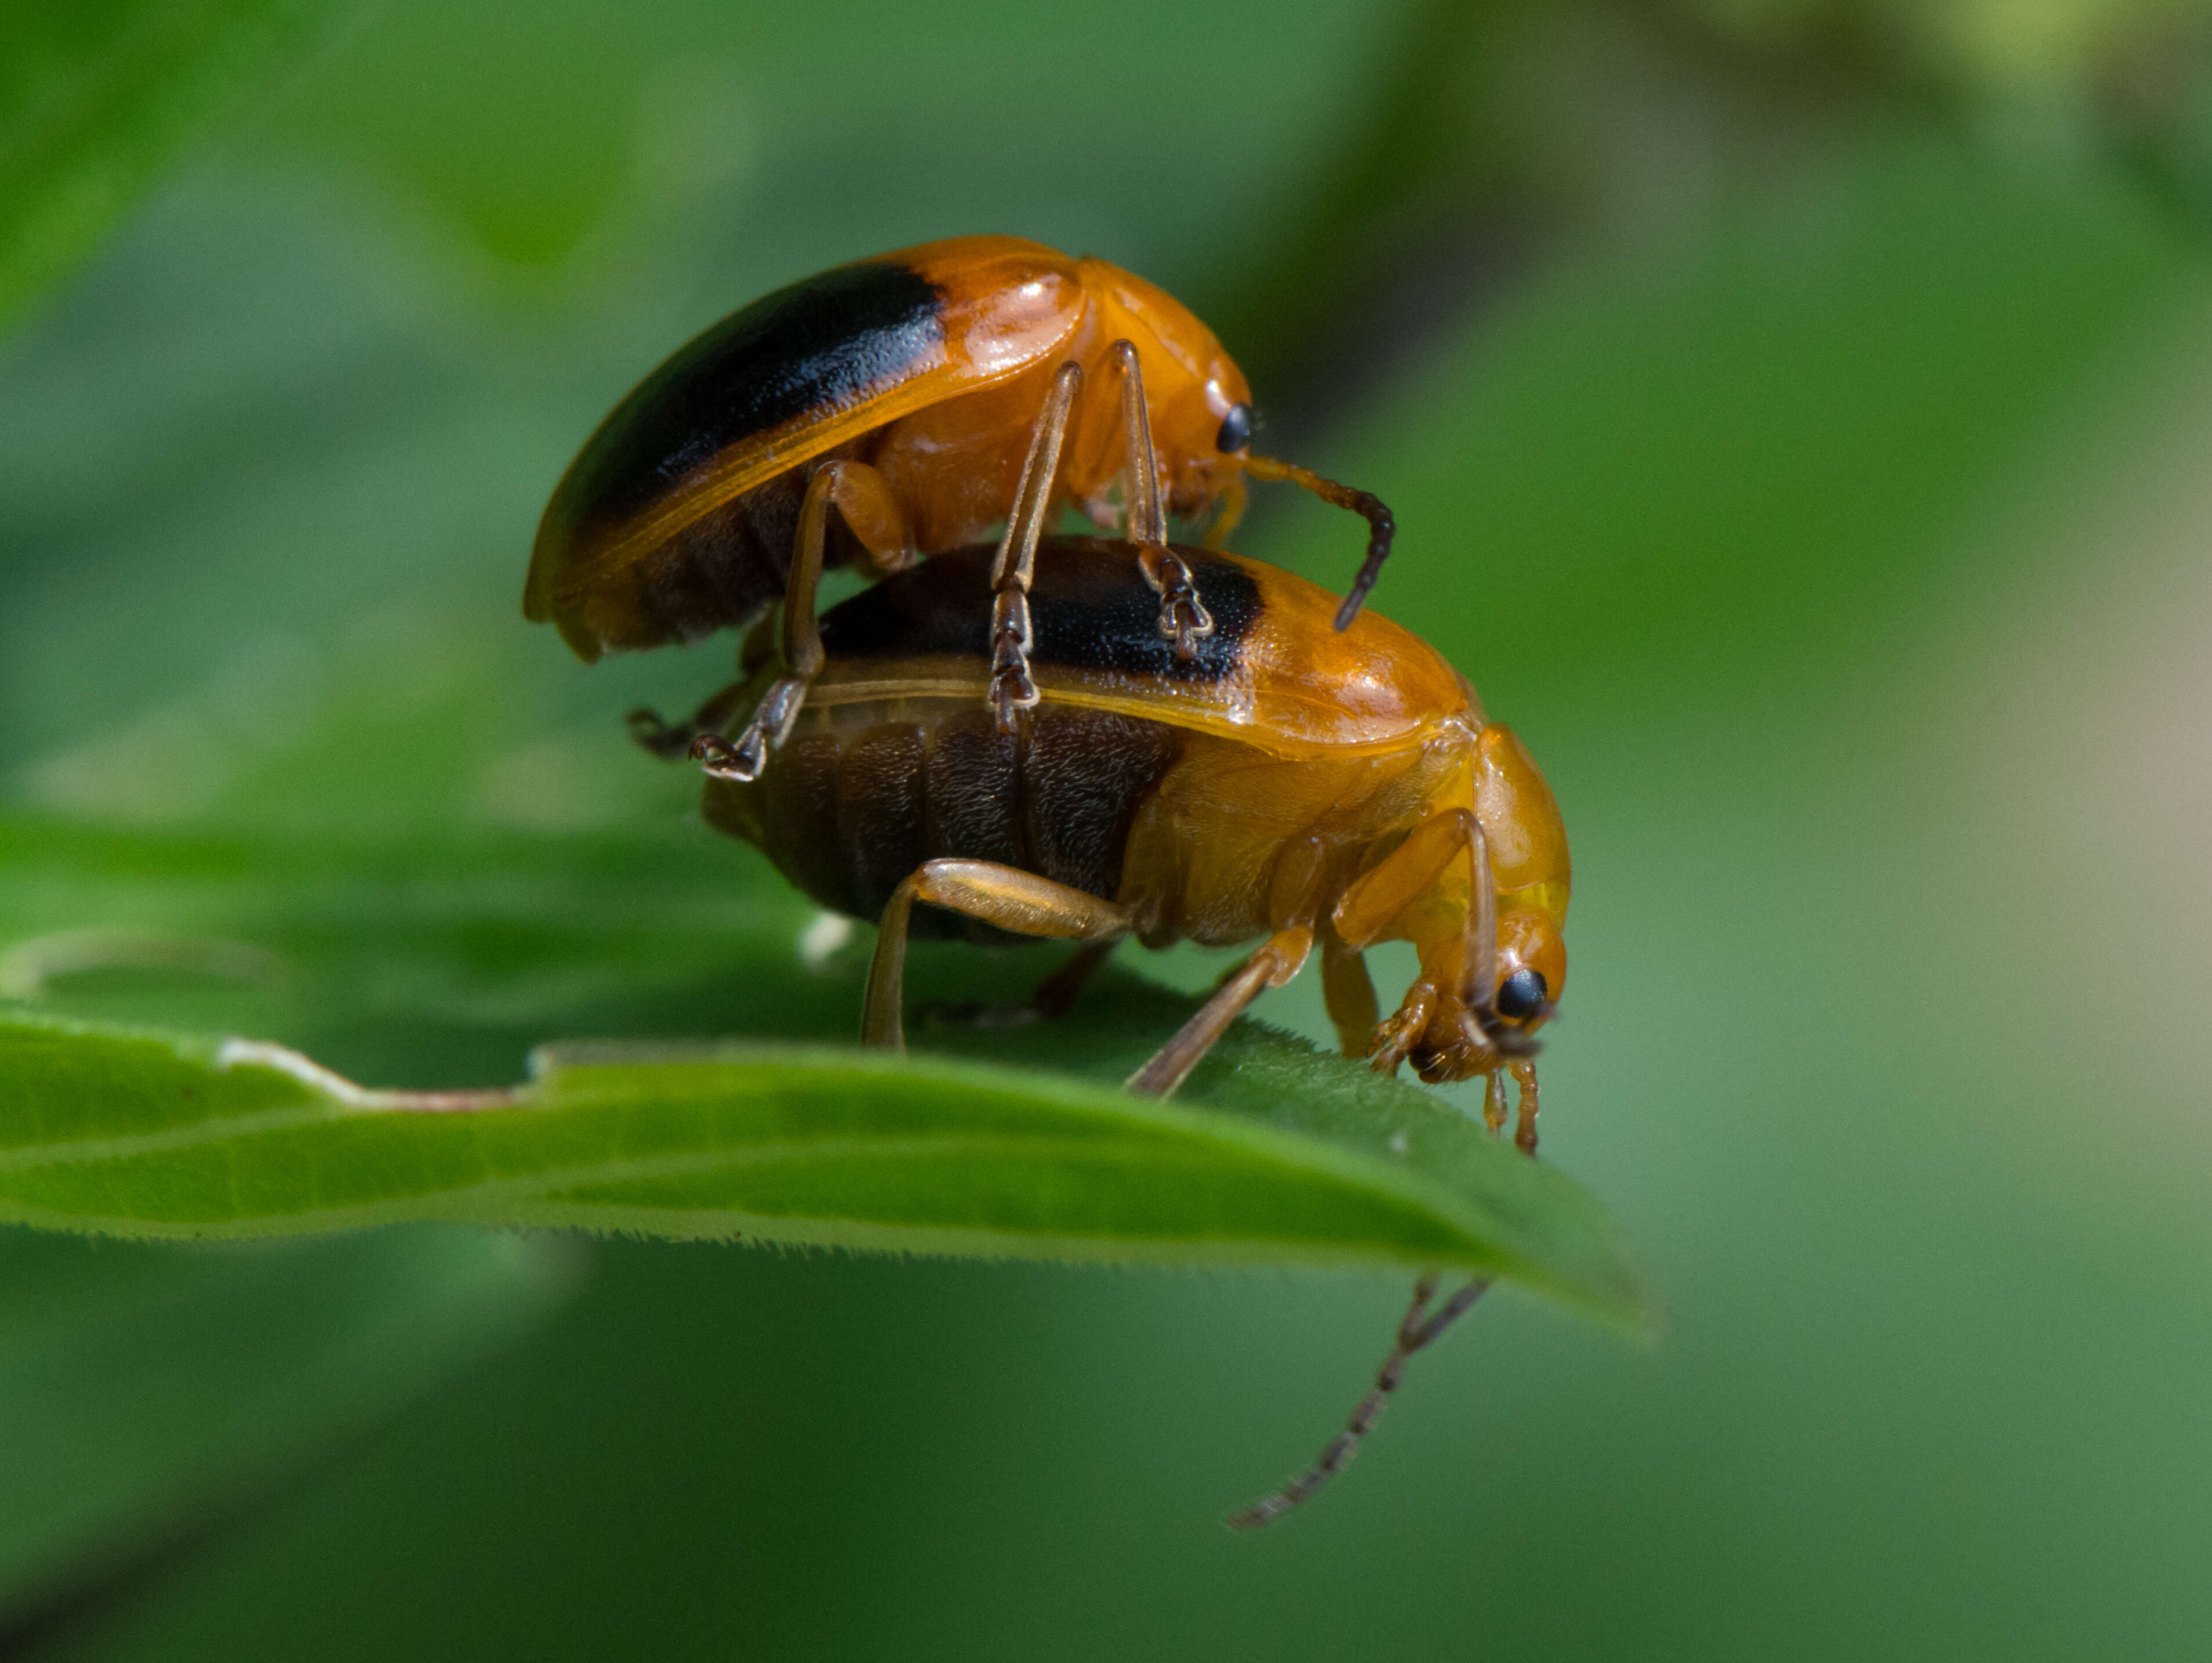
(6, 0, 2212, 1655)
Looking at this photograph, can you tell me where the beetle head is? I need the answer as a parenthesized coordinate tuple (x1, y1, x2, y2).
(1490, 905, 1564, 1035)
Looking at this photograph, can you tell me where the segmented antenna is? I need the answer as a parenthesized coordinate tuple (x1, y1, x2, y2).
(1225, 1274, 1493, 1530)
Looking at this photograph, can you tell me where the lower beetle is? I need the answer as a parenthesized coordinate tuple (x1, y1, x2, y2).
(676, 434, 1571, 1524)
(687, 517, 1568, 1109)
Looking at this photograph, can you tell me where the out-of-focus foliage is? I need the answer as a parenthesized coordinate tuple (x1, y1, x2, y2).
(1689, 0, 2206, 95)
(0, 1227, 566, 1633)
(1209, 0, 2212, 405)
(0, 0, 358, 327)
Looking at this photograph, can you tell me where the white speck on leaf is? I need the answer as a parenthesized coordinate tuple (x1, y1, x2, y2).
(799, 912, 854, 972)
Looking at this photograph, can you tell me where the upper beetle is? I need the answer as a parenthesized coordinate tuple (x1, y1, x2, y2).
(522, 234, 1395, 683)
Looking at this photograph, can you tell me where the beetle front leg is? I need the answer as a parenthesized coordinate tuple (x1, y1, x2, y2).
(694, 461, 913, 783)
(1110, 341, 1212, 656)
(1333, 807, 1524, 1083)
(983, 363, 1083, 733)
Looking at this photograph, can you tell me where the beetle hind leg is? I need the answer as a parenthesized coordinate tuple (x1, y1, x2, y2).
(627, 680, 746, 760)
(911, 938, 1120, 1033)
(865, 861, 1130, 1051)
(695, 462, 913, 783)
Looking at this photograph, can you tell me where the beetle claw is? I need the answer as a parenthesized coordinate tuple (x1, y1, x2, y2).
(1140, 547, 1214, 657)
(690, 729, 766, 783)
(1365, 984, 1435, 1077)
(1161, 595, 1214, 657)
(988, 668, 1040, 735)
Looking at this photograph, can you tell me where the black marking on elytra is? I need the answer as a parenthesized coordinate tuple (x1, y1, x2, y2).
(821, 537, 1260, 684)
(554, 261, 946, 538)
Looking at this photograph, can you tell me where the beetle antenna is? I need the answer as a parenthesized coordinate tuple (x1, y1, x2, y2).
(1242, 454, 1395, 630)
(1224, 1274, 1492, 1531)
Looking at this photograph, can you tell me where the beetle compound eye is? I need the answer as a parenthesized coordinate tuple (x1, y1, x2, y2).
(1495, 968, 1547, 1021)
(1216, 403, 1253, 454)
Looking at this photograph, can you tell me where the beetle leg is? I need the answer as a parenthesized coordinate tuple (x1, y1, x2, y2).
(1333, 808, 1528, 1081)
(1125, 924, 1313, 1098)
(626, 677, 752, 760)
(1366, 979, 1438, 1077)
(691, 461, 897, 783)
(912, 937, 1120, 1032)
(984, 363, 1084, 735)
(810, 458, 919, 577)
(1320, 932, 1381, 1060)
(1242, 453, 1395, 630)
(1111, 340, 1214, 657)
(1331, 809, 1484, 953)
(1509, 1055, 1540, 1155)
(1030, 938, 1119, 1019)
(864, 859, 1130, 1051)
(1201, 470, 1248, 551)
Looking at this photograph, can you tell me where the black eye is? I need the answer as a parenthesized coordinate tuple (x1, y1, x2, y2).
(1495, 968, 1547, 1021)
(1215, 403, 1253, 454)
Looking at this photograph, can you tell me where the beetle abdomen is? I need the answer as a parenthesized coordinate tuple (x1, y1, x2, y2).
(706, 704, 1182, 941)
(569, 460, 867, 656)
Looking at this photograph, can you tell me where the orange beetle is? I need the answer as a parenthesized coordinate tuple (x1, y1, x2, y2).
(524, 235, 1392, 776)
(671, 415, 1568, 1527)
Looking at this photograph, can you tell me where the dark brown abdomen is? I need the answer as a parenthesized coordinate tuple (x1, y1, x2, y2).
(608, 451, 871, 650)
(704, 704, 1182, 941)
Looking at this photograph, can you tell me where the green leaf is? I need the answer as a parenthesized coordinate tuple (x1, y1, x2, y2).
(0, 1007, 1641, 1322)
(0, 801, 1639, 1325)
(0, 0, 356, 328)
(0, 1224, 571, 1621)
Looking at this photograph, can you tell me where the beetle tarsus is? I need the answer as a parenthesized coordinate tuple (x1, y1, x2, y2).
(1140, 547, 1214, 657)
(1510, 1058, 1540, 1155)
(1365, 981, 1437, 1077)
(1482, 1069, 1510, 1134)
(987, 589, 1042, 733)
(988, 671, 1040, 736)
(688, 677, 806, 782)
(690, 731, 763, 783)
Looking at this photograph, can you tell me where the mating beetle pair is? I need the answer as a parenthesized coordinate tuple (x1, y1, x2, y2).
(525, 236, 1572, 1522)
